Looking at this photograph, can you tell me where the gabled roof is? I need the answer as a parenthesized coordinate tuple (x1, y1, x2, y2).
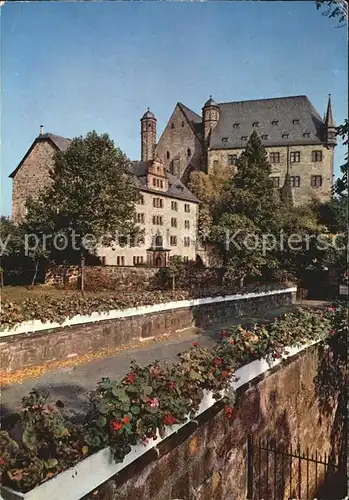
(209, 95, 326, 149)
(177, 102, 203, 141)
(9, 133, 71, 178)
(130, 161, 199, 203)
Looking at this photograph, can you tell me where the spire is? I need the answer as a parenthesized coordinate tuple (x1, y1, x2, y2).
(325, 94, 335, 128)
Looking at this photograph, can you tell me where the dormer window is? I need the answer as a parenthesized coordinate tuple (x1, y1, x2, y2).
(261, 134, 268, 140)
(303, 132, 310, 138)
(233, 123, 240, 129)
(252, 121, 260, 127)
(241, 136, 248, 141)
(292, 119, 300, 125)
(222, 137, 228, 143)
(282, 133, 289, 139)
(271, 120, 279, 126)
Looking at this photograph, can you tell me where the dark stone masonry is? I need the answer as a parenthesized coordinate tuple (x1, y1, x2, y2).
(1, 291, 293, 373)
(83, 344, 344, 500)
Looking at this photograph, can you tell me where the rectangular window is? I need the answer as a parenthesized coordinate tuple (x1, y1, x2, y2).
(269, 152, 280, 163)
(137, 194, 144, 205)
(116, 256, 125, 266)
(183, 256, 189, 263)
(184, 237, 190, 247)
(133, 256, 144, 265)
(270, 176, 280, 188)
(171, 201, 178, 211)
(184, 204, 190, 213)
(101, 256, 106, 265)
(170, 236, 177, 246)
(311, 175, 323, 188)
(184, 220, 190, 229)
(228, 154, 238, 165)
(152, 215, 163, 225)
(312, 150, 323, 162)
(153, 197, 163, 208)
(213, 160, 219, 168)
(290, 151, 300, 163)
(171, 217, 177, 228)
(290, 176, 300, 188)
(134, 213, 144, 224)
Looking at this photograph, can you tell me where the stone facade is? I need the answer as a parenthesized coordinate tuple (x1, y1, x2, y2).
(155, 103, 203, 182)
(11, 139, 56, 223)
(156, 95, 336, 205)
(84, 343, 344, 500)
(0, 290, 293, 373)
(207, 143, 334, 205)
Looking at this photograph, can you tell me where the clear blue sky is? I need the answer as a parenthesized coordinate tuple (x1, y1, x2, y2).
(1, 1, 347, 215)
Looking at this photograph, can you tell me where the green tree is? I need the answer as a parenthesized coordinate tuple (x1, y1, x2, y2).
(210, 132, 283, 285)
(316, 0, 348, 24)
(26, 131, 139, 293)
(188, 163, 232, 238)
(225, 131, 283, 232)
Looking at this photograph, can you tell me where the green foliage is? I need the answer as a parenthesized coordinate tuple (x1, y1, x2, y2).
(25, 131, 140, 292)
(0, 283, 287, 331)
(316, 0, 348, 24)
(1, 306, 344, 493)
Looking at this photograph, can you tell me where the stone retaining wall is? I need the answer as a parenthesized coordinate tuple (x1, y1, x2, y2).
(1, 290, 293, 373)
(45, 265, 159, 289)
(84, 344, 345, 500)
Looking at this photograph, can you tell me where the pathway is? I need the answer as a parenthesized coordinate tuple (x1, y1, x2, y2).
(1, 301, 325, 425)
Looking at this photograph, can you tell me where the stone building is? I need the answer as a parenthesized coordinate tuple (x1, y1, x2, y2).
(9, 119, 199, 267)
(155, 94, 336, 205)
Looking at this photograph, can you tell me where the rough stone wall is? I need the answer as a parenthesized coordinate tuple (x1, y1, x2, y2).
(207, 144, 333, 205)
(45, 265, 159, 289)
(84, 344, 342, 500)
(11, 140, 56, 223)
(155, 104, 203, 180)
(0, 291, 293, 373)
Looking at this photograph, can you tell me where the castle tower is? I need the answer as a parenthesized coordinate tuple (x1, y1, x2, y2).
(202, 96, 220, 147)
(324, 94, 337, 146)
(141, 108, 157, 162)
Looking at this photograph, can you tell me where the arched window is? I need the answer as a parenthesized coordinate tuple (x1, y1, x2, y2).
(171, 123, 175, 129)
(166, 151, 170, 160)
(187, 148, 191, 157)
(155, 235, 163, 248)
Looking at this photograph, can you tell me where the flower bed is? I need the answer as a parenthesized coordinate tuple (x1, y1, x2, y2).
(1, 305, 346, 498)
(0, 282, 289, 331)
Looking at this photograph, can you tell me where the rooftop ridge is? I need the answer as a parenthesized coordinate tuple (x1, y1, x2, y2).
(217, 95, 309, 106)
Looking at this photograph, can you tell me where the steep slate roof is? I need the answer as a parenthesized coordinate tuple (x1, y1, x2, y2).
(130, 161, 199, 203)
(9, 133, 71, 178)
(177, 102, 203, 140)
(209, 95, 325, 149)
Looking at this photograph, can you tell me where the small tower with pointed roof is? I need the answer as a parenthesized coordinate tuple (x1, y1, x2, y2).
(141, 108, 157, 162)
(202, 96, 220, 147)
(324, 94, 337, 146)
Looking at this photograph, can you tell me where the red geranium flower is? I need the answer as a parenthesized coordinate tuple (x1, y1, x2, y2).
(168, 381, 175, 391)
(221, 370, 229, 377)
(126, 373, 137, 384)
(329, 329, 335, 336)
(274, 353, 282, 359)
(163, 414, 176, 425)
(225, 407, 233, 418)
(229, 339, 235, 345)
(213, 357, 223, 366)
(220, 329, 229, 337)
(0, 457, 6, 465)
(110, 420, 123, 431)
(122, 416, 130, 424)
(328, 307, 337, 312)
(193, 342, 200, 347)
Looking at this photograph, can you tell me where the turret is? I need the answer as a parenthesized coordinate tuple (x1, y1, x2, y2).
(324, 94, 336, 146)
(141, 108, 157, 162)
(202, 96, 220, 147)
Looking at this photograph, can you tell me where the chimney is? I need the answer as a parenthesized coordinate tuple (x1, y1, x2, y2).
(39, 125, 44, 136)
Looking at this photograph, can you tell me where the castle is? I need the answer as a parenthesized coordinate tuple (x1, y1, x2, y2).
(10, 94, 335, 266)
